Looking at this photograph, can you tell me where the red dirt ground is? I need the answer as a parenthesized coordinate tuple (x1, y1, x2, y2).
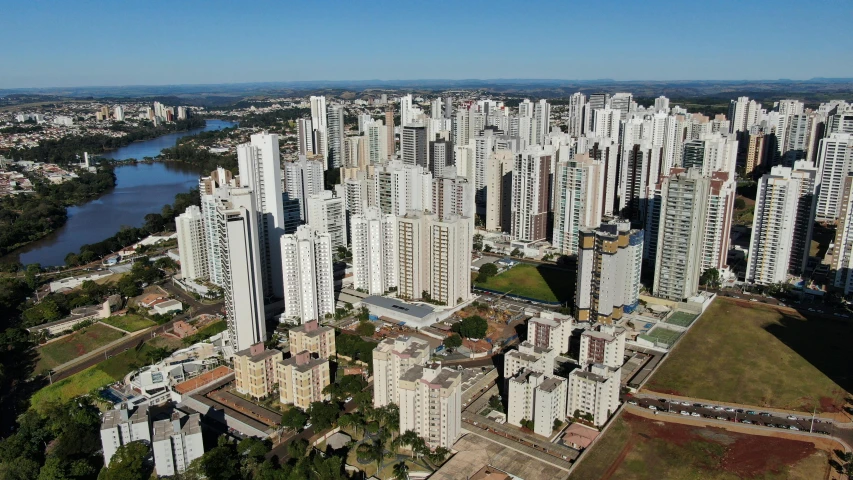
(622, 412, 818, 477)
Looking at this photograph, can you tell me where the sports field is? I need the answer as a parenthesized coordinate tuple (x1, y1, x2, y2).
(569, 411, 830, 480)
(474, 263, 573, 303)
(35, 323, 125, 373)
(665, 312, 698, 327)
(646, 297, 851, 412)
(101, 314, 156, 332)
(639, 326, 682, 347)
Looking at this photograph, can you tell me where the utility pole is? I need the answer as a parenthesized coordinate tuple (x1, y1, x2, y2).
(810, 407, 816, 433)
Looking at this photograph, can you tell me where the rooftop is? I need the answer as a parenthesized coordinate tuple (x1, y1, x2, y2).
(539, 376, 565, 393)
(235, 347, 282, 363)
(363, 295, 435, 319)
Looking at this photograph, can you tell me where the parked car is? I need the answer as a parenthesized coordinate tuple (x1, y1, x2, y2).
(691, 412, 701, 417)
(680, 411, 690, 416)
(648, 405, 657, 411)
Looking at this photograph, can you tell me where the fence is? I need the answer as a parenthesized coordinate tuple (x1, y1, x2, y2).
(473, 286, 563, 306)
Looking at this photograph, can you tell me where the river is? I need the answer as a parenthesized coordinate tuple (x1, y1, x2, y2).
(5, 119, 236, 267)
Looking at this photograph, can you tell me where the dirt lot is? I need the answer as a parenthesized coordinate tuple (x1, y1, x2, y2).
(570, 411, 833, 480)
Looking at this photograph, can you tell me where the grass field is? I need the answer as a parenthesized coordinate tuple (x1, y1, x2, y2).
(30, 343, 157, 412)
(101, 314, 157, 332)
(35, 323, 125, 374)
(569, 412, 829, 480)
(182, 319, 227, 344)
(646, 297, 851, 412)
(639, 326, 682, 347)
(474, 263, 573, 303)
(665, 312, 698, 327)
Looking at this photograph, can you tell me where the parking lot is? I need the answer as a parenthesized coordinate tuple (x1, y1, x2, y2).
(627, 396, 834, 435)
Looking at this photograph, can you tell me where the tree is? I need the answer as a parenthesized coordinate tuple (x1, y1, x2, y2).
(356, 321, 376, 337)
(472, 234, 483, 251)
(426, 446, 450, 465)
(280, 408, 307, 431)
(443, 333, 463, 349)
(392, 461, 409, 480)
(699, 268, 720, 288)
(553, 418, 563, 431)
(510, 248, 522, 257)
(488, 395, 503, 410)
(734, 197, 746, 210)
(483, 244, 492, 252)
(98, 441, 151, 480)
(451, 315, 488, 339)
(476, 263, 498, 283)
(287, 438, 308, 459)
(520, 418, 534, 431)
(197, 442, 241, 480)
(307, 401, 339, 431)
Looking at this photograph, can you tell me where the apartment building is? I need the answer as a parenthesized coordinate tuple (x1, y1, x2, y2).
(100, 405, 151, 466)
(277, 351, 331, 410)
(372, 336, 431, 407)
(578, 325, 626, 369)
(504, 341, 555, 378)
(511, 146, 553, 242)
(526, 311, 573, 355)
(567, 363, 620, 427)
(233, 343, 283, 400)
(398, 364, 462, 449)
(175, 205, 207, 281)
(288, 320, 336, 359)
(552, 153, 604, 255)
(816, 133, 853, 221)
(507, 369, 568, 437)
(281, 225, 335, 323)
(306, 189, 347, 250)
(351, 207, 397, 295)
(833, 173, 853, 295)
(151, 413, 204, 476)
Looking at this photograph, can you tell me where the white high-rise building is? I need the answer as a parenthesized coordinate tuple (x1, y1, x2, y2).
(280, 225, 335, 324)
(113, 105, 125, 121)
(484, 150, 514, 233)
(504, 341, 556, 378)
(400, 94, 414, 127)
(351, 207, 397, 295)
(507, 370, 567, 437)
(297, 118, 314, 156)
(681, 132, 738, 177)
(284, 155, 324, 221)
(151, 413, 204, 476)
(728, 96, 762, 133)
(532, 99, 551, 145)
(238, 133, 286, 298)
(372, 336, 430, 407)
(511, 146, 553, 242)
(432, 170, 474, 221)
(364, 119, 389, 164)
(609, 92, 633, 120)
(832, 173, 853, 295)
(310, 96, 329, 164)
(578, 325, 626, 369)
(306, 189, 347, 250)
(567, 93, 586, 136)
(175, 206, 207, 281)
(327, 104, 345, 169)
(746, 167, 802, 285)
(401, 124, 428, 167)
(816, 133, 853, 221)
(652, 169, 710, 301)
(373, 160, 432, 216)
(526, 311, 573, 354)
(701, 171, 736, 274)
(199, 168, 235, 287)
(218, 187, 267, 353)
(398, 364, 462, 449)
(552, 153, 604, 255)
(567, 363, 620, 427)
(654, 96, 670, 113)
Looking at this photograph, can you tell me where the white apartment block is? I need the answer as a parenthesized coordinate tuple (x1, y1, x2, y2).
(284, 156, 324, 221)
(373, 160, 433, 217)
(217, 187, 267, 353)
(364, 119, 389, 164)
(575, 221, 643, 324)
(351, 207, 397, 295)
(100, 406, 151, 467)
(306, 189, 347, 250)
(511, 146, 553, 242)
(372, 336, 431, 408)
(553, 153, 604, 255)
(833, 173, 853, 295)
(504, 341, 555, 378)
(728, 96, 762, 133)
(175, 205, 207, 281)
(237, 133, 286, 298)
(507, 370, 567, 437)
(578, 325, 626, 369)
(199, 167, 235, 287)
(567, 363, 620, 427)
(816, 133, 853, 221)
(701, 171, 736, 274)
(151, 413, 204, 477)
(398, 364, 462, 449)
(432, 171, 474, 221)
(281, 225, 335, 324)
(526, 311, 573, 355)
(277, 351, 332, 410)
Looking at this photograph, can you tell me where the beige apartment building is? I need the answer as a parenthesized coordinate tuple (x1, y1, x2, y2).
(372, 336, 431, 408)
(398, 364, 462, 449)
(288, 320, 336, 359)
(234, 343, 283, 400)
(277, 351, 331, 410)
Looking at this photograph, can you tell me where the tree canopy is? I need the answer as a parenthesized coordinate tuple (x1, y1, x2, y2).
(451, 315, 488, 339)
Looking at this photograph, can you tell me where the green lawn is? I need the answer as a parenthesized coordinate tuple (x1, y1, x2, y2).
(474, 263, 573, 303)
(570, 412, 828, 480)
(101, 314, 157, 332)
(35, 323, 125, 374)
(665, 312, 698, 327)
(646, 297, 851, 413)
(639, 327, 682, 347)
(30, 343, 156, 413)
(182, 319, 227, 344)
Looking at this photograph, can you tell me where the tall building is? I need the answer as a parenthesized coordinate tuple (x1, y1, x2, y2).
(199, 168, 235, 287)
(372, 336, 430, 407)
(511, 146, 553, 242)
(575, 221, 643, 324)
(816, 133, 853, 221)
(507, 370, 567, 437)
(400, 94, 414, 127)
(552, 153, 604, 255)
(833, 173, 853, 295)
(218, 187, 267, 352)
(578, 325, 626, 369)
(151, 413, 203, 477)
(277, 351, 331, 410)
(351, 207, 397, 295)
(401, 124, 428, 168)
(113, 105, 125, 121)
(234, 343, 283, 399)
(310, 96, 329, 164)
(526, 311, 573, 354)
(429, 137, 454, 178)
(652, 169, 710, 301)
(432, 171, 474, 221)
(728, 96, 761, 133)
(297, 118, 314, 156)
(288, 320, 336, 359)
(484, 150, 514, 232)
(701, 171, 736, 274)
(327, 104, 345, 169)
(398, 364, 462, 449)
(175, 206, 207, 281)
(566, 92, 586, 136)
(365, 119, 390, 164)
(567, 364, 620, 427)
(373, 160, 433, 216)
(532, 99, 551, 145)
(654, 95, 670, 113)
(284, 156, 324, 221)
(744, 126, 768, 176)
(238, 133, 286, 298)
(306, 190, 347, 250)
(681, 132, 738, 177)
(385, 107, 395, 158)
(280, 225, 335, 323)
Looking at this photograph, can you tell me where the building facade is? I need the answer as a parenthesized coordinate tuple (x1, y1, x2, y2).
(281, 225, 335, 323)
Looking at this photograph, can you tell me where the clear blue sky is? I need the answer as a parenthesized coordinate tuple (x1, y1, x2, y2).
(1, 0, 851, 88)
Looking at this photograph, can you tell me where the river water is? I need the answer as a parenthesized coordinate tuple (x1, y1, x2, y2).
(5, 119, 236, 267)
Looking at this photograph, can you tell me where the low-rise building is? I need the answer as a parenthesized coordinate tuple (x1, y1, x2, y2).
(277, 351, 331, 410)
(578, 325, 626, 369)
(152, 412, 204, 476)
(372, 336, 431, 407)
(526, 310, 573, 354)
(233, 343, 283, 400)
(398, 364, 462, 449)
(567, 363, 620, 427)
(503, 341, 555, 378)
(288, 320, 336, 359)
(100, 405, 151, 467)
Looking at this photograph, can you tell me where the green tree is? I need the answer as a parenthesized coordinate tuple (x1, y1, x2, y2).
(476, 263, 498, 283)
(488, 395, 503, 410)
(287, 438, 308, 459)
(443, 333, 463, 349)
(451, 315, 488, 339)
(699, 268, 720, 288)
(97, 441, 151, 480)
(426, 446, 450, 465)
(392, 461, 409, 480)
(510, 248, 522, 257)
(307, 401, 339, 430)
(472, 234, 483, 251)
(356, 321, 376, 337)
(280, 408, 307, 431)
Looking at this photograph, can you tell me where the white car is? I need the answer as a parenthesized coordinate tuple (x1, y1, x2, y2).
(691, 412, 701, 417)
(681, 401, 691, 406)
(724, 407, 736, 412)
(304, 422, 312, 429)
(344, 396, 352, 403)
(680, 411, 690, 416)
(787, 415, 798, 420)
(714, 406, 724, 411)
(648, 405, 657, 411)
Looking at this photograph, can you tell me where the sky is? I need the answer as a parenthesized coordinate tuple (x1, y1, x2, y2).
(1, 0, 851, 89)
